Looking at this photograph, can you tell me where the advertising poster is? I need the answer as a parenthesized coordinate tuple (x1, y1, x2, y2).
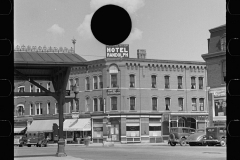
(214, 99, 226, 116)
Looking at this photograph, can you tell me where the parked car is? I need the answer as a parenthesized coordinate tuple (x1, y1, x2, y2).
(14, 134, 27, 147)
(203, 126, 226, 147)
(186, 129, 206, 146)
(168, 127, 196, 146)
(26, 131, 47, 147)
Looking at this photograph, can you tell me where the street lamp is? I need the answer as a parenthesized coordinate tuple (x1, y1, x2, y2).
(106, 114, 111, 141)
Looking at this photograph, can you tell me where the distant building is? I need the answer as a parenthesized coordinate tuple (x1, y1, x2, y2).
(202, 24, 226, 127)
(15, 48, 208, 143)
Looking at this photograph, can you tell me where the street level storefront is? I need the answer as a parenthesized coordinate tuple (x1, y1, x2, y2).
(209, 87, 226, 126)
(63, 118, 91, 143)
(27, 119, 59, 141)
(162, 112, 209, 140)
(92, 114, 163, 144)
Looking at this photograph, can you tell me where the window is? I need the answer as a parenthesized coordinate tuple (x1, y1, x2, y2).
(199, 77, 203, 89)
(47, 82, 51, 91)
(30, 85, 34, 92)
(165, 98, 170, 110)
(165, 76, 170, 89)
(35, 83, 42, 93)
(152, 97, 157, 111)
(130, 74, 135, 88)
(85, 77, 90, 90)
(47, 102, 50, 114)
(170, 121, 177, 127)
(221, 35, 226, 51)
(192, 98, 197, 111)
(75, 100, 79, 112)
(75, 78, 79, 87)
(99, 98, 104, 111)
(178, 98, 183, 111)
(36, 103, 42, 115)
(199, 98, 204, 111)
(178, 118, 185, 127)
(222, 60, 226, 83)
(130, 97, 136, 110)
(70, 79, 74, 91)
(85, 97, 90, 112)
(94, 98, 98, 111)
(99, 75, 103, 89)
(111, 74, 117, 88)
(111, 97, 117, 110)
(191, 77, 196, 89)
(93, 76, 98, 89)
(55, 103, 58, 114)
(30, 104, 33, 115)
(18, 86, 25, 93)
(151, 75, 156, 88)
(178, 76, 183, 89)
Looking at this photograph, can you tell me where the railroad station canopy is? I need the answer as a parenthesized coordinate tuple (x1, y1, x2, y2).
(63, 118, 91, 131)
(14, 127, 27, 133)
(27, 119, 59, 132)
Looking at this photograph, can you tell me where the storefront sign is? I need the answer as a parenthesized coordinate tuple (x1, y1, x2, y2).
(93, 127, 103, 131)
(71, 112, 79, 119)
(107, 89, 120, 95)
(214, 90, 226, 98)
(106, 44, 129, 58)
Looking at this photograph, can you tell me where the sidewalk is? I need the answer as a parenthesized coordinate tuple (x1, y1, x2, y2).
(15, 155, 84, 160)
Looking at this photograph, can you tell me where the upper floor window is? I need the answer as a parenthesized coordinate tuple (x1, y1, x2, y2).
(177, 76, 183, 89)
(151, 75, 156, 88)
(111, 97, 117, 110)
(191, 77, 196, 89)
(17, 105, 25, 116)
(93, 98, 98, 111)
(75, 100, 79, 112)
(47, 102, 50, 114)
(152, 97, 157, 111)
(47, 82, 51, 91)
(18, 86, 25, 93)
(55, 103, 58, 114)
(220, 35, 226, 51)
(69, 79, 74, 91)
(99, 75, 103, 89)
(165, 76, 170, 89)
(36, 103, 43, 115)
(130, 74, 135, 88)
(30, 104, 33, 115)
(130, 97, 136, 110)
(99, 98, 104, 111)
(178, 98, 183, 111)
(30, 85, 34, 92)
(192, 98, 197, 111)
(165, 98, 170, 111)
(85, 77, 90, 90)
(75, 78, 79, 87)
(199, 77, 203, 89)
(111, 74, 117, 88)
(85, 97, 90, 112)
(93, 76, 98, 89)
(222, 60, 226, 83)
(199, 98, 204, 111)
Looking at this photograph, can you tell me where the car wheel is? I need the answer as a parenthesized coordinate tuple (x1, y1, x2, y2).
(220, 139, 226, 147)
(180, 139, 187, 146)
(169, 141, 176, 146)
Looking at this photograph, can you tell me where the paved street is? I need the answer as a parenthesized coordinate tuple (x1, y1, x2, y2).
(14, 143, 226, 160)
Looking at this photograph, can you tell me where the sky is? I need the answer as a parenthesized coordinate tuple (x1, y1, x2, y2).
(14, 0, 226, 62)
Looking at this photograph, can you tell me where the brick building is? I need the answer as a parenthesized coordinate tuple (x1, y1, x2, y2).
(202, 24, 226, 127)
(14, 48, 208, 143)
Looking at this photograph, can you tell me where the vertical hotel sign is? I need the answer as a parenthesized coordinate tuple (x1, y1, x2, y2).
(106, 44, 129, 58)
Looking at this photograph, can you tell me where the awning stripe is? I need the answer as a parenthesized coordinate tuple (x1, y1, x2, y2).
(14, 127, 26, 133)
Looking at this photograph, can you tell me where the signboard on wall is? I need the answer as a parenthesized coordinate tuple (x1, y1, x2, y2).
(106, 44, 129, 58)
(107, 89, 120, 95)
(214, 99, 226, 117)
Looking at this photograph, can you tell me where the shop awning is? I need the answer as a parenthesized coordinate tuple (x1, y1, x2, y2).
(27, 119, 59, 132)
(14, 127, 26, 133)
(63, 118, 91, 131)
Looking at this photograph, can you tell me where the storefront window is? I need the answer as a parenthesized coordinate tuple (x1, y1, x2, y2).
(178, 118, 185, 127)
(126, 126, 140, 137)
(170, 121, 177, 127)
(149, 126, 161, 136)
(93, 119, 103, 138)
(214, 99, 226, 116)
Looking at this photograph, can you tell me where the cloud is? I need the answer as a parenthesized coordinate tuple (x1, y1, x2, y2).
(47, 24, 65, 35)
(77, 13, 94, 39)
(90, 0, 145, 14)
(14, 39, 20, 47)
(124, 28, 143, 43)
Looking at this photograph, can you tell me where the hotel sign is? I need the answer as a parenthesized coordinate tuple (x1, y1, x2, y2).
(106, 44, 129, 58)
(107, 89, 120, 95)
(214, 90, 226, 98)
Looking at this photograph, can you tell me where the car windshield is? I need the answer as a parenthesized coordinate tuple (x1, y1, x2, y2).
(182, 128, 189, 133)
(171, 128, 178, 132)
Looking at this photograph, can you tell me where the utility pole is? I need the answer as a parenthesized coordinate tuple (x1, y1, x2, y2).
(72, 38, 76, 54)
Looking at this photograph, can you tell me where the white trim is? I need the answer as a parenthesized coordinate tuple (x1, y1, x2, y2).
(126, 115, 140, 118)
(141, 135, 150, 137)
(121, 136, 127, 137)
(149, 115, 162, 118)
(126, 123, 140, 126)
(170, 112, 208, 116)
(149, 123, 161, 126)
(18, 86, 25, 92)
(141, 115, 150, 118)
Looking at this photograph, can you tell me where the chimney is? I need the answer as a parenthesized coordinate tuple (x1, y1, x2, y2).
(137, 49, 146, 59)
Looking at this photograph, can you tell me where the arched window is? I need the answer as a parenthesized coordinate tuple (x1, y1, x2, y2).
(85, 97, 90, 112)
(178, 118, 185, 127)
(165, 97, 170, 111)
(152, 97, 157, 111)
(17, 105, 25, 116)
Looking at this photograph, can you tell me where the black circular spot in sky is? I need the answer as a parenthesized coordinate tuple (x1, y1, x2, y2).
(91, 4, 132, 46)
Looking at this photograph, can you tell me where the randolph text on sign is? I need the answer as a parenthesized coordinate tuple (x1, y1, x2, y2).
(106, 44, 129, 58)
